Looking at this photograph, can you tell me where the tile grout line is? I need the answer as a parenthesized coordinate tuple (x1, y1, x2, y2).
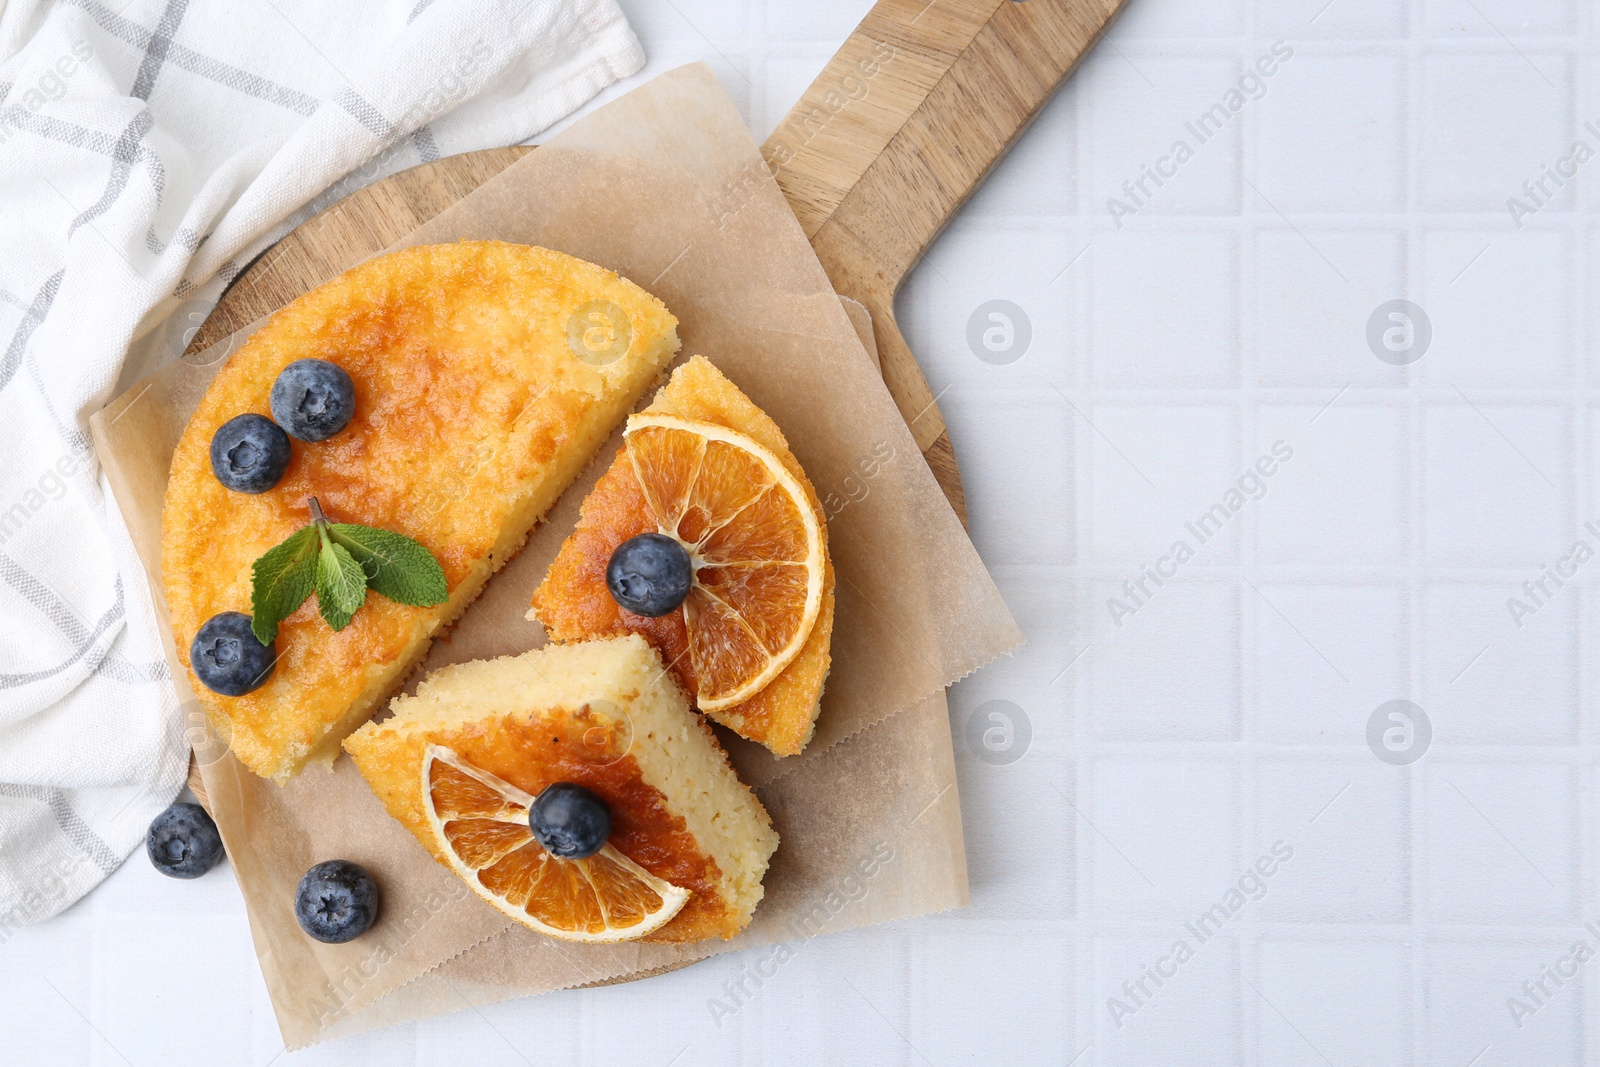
(1403, 2, 1426, 1057)
(1238, 23, 1260, 1064)
(1070, 37, 1094, 1060)
(1572, 0, 1595, 1050)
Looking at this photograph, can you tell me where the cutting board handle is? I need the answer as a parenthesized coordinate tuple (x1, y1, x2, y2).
(763, 0, 1128, 518)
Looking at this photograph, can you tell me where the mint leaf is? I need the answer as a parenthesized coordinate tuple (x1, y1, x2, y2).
(315, 531, 368, 632)
(328, 523, 448, 607)
(246, 498, 447, 637)
(249, 526, 319, 644)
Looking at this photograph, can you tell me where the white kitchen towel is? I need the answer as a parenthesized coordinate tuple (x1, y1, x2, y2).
(0, 0, 643, 928)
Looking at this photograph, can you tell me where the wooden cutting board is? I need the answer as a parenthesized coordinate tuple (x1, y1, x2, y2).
(177, 0, 1124, 989)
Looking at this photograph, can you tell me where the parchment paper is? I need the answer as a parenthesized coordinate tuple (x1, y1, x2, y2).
(91, 64, 1019, 1048)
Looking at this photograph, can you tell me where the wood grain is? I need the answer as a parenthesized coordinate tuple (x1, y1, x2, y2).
(187, 147, 532, 351)
(762, 0, 1131, 520)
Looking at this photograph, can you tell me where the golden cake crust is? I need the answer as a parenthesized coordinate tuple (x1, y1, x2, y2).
(163, 241, 679, 781)
(531, 356, 834, 756)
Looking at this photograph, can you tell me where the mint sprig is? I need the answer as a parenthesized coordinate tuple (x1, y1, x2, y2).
(249, 497, 448, 644)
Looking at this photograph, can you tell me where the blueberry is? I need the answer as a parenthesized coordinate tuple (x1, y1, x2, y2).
(146, 802, 225, 879)
(269, 358, 355, 442)
(190, 611, 275, 696)
(208, 413, 291, 493)
(529, 782, 611, 860)
(294, 860, 378, 943)
(605, 533, 692, 617)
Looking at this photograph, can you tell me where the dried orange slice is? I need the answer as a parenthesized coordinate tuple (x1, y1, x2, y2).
(421, 744, 688, 942)
(622, 413, 824, 711)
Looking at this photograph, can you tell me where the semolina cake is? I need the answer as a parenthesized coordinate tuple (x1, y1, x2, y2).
(163, 241, 679, 782)
(344, 635, 778, 943)
(530, 356, 834, 757)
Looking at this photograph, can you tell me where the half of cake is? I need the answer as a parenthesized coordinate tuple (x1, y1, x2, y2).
(530, 356, 835, 757)
(344, 635, 778, 943)
(162, 241, 679, 782)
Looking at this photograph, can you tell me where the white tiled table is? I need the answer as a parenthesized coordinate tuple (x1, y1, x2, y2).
(9, 0, 1598, 1062)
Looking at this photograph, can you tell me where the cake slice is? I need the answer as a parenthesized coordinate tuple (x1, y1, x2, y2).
(162, 241, 679, 782)
(530, 356, 835, 757)
(344, 635, 778, 943)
